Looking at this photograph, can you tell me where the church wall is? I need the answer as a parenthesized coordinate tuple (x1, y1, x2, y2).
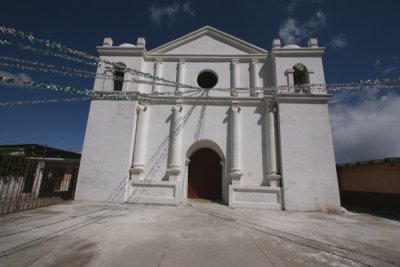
(75, 101, 137, 202)
(140, 104, 171, 180)
(278, 102, 341, 211)
(165, 35, 248, 55)
(177, 104, 265, 202)
(239, 105, 264, 186)
(156, 61, 180, 94)
(142, 102, 266, 202)
(185, 62, 230, 97)
(259, 60, 275, 87)
(78, 29, 341, 211)
(139, 58, 154, 94)
(237, 63, 251, 88)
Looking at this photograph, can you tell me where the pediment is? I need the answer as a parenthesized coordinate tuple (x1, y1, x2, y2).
(149, 26, 268, 55)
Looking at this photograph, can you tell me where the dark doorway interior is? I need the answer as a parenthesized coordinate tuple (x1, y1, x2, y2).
(188, 148, 222, 200)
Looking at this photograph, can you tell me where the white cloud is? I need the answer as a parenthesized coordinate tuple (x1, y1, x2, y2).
(330, 89, 400, 163)
(327, 33, 347, 50)
(374, 57, 397, 75)
(279, 11, 327, 45)
(149, 2, 194, 25)
(182, 2, 194, 15)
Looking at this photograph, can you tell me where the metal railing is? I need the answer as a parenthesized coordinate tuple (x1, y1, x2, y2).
(0, 157, 80, 215)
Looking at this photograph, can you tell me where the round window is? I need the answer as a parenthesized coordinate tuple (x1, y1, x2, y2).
(197, 71, 218, 89)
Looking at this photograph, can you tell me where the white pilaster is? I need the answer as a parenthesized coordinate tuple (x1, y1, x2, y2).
(152, 59, 162, 93)
(264, 102, 281, 186)
(102, 70, 114, 91)
(130, 103, 149, 180)
(183, 159, 191, 200)
(176, 59, 186, 93)
(307, 69, 315, 84)
(250, 59, 259, 96)
(230, 59, 239, 96)
(285, 69, 295, 92)
(305, 69, 315, 93)
(122, 72, 131, 91)
(165, 101, 183, 181)
(229, 101, 242, 184)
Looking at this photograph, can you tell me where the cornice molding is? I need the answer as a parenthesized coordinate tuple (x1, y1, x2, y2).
(271, 47, 325, 57)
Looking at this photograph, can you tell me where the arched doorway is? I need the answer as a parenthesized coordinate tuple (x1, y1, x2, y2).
(188, 148, 222, 200)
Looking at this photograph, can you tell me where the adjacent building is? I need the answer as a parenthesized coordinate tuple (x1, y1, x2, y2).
(0, 144, 81, 214)
(337, 158, 400, 213)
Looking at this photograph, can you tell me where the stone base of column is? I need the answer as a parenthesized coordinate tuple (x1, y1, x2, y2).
(126, 180, 181, 205)
(263, 174, 281, 187)
(124, 177, 132, 202)
(176, 88, 184, 94)
(129, 164, 145, 180)
(163, 166, 181, 182)
(229, 171, 242, 185)
(229, 185, 282, 210)
(250, 88, 260, 97)
(263, 89, 275, 96)
(230, 89, 238, 97)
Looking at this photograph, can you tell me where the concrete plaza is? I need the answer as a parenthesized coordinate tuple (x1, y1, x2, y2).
(0, 201, 399, 267)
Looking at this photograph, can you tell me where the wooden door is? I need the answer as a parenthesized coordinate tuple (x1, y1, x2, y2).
(188, 148, 222, 200)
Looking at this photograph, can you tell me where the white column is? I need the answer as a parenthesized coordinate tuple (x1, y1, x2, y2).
(221, 160, 227, 203)
(183, 159, 191, 200)
(307, 69, 316, 93)
(130, 103, 149, 180)
(152, 59, 162, 93)
(229, 101, 242, 185)
(230, 59, 239, 96)
(122, 71, 131, 91)
(103, 70, 114, 91)
(176, 59, 186, 93)
(307, 69, 315, 84)
(250, 59, 259, 96)
(264, 102, 281, 187)
(285, 69, 295, 93)
(165, 101, 183, 181)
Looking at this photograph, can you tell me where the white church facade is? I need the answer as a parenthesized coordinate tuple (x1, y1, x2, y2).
(75, 26, 341, 211)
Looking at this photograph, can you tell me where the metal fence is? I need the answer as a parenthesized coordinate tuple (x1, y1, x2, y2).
(0, 157, 80, 215)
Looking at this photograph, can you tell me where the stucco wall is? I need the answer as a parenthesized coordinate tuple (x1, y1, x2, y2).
(278, 102, 341, 211)
(76, 100, 267, 203)
(138, 103, 265, 202)
(339, 163, 400, 194)
(75, 101, 137, 202)
(165, 35, 248, 55)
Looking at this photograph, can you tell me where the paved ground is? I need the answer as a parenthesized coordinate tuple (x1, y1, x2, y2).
(0, 201, 399, 267)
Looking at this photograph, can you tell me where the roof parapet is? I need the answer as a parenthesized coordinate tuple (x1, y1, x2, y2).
(272, 38, 281, 49)
(103, 37, 113, 47)
(137, 37, 146, 48)
(308, 38, 318, 48)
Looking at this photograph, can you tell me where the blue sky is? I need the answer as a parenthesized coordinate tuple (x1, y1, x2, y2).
(0, 0, 399, 163)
